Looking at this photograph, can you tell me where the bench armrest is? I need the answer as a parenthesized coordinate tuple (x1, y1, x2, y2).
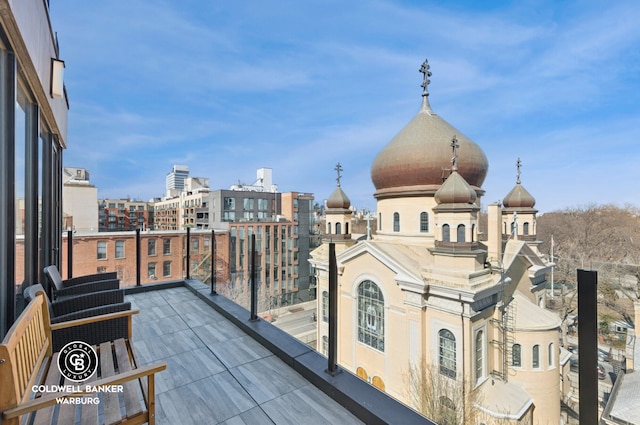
(2, 362, 167, 420)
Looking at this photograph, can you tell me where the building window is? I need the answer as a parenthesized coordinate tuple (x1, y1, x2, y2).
(356, 367, 368, 381)
(439, 329, 456, 378)
(442, 224, 450, 242)
(322, 291, 329, 322)
(345, 222, 349, 234)
(439, 396, 457, 422)
(148, 262, 156, 279)
(420, 212, 429, 232)
(471, 223, 475, 242)
(327, 222, 332, 234)
(379, 213, 382, 231)
(163, 238, 171, 255)
(148, 239, 156, 256)
(457, 224, 465, 242)
(372, 376, 385, 391)
(224, 197, 235, 210)
(475, 330, 484, 382)
(97, 241, 107, 260)
(336, 222, 341, 235)
(532, 344, 540, 369)
(192, 238, 199, 253)
(523, 222, 530, 235)
(393, 212, 400, 232)
(358, 280, 384, 351)
(548, 342, 554, 367)
(163, 261, 171, 277)
(512, 344, 521, 367)
(115, 240, 125, 259)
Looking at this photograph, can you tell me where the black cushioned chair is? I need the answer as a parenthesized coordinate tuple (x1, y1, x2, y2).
(24, 284, 132, 352)
(44, 265, 120, 299)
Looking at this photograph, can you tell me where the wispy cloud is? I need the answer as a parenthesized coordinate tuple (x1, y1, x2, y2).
(51, 0, 640, 212)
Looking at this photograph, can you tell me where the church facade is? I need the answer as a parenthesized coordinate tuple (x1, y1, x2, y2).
(310, 60, 570, 424)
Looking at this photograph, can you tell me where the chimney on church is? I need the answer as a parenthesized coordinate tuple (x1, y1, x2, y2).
(487, 203, 502, 263)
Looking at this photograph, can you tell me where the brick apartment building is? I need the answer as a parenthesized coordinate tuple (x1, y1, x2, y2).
(98, 198, 152, 232)
(15, 230, 230, 289)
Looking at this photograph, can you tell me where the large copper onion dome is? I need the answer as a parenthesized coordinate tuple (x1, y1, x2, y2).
(371, 59, 489, 199)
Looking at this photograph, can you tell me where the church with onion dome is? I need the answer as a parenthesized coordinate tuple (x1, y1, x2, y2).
(310, 60, 569, 425)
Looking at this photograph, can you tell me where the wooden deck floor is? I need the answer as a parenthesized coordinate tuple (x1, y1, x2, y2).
(128, 287, 363, 425)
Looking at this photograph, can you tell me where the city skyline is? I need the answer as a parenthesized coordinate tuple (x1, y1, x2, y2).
(50, 1, 640, 213)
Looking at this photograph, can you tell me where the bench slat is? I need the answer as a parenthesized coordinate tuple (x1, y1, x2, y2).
(79, 368, 99, 425)
(56, 377, 78, 425)
(32, 353, 61, 425)
(114, 338, 143, 418)
(99, 341, 123, 425)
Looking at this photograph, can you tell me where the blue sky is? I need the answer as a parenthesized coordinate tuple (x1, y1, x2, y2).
(50, 1, 640, 213)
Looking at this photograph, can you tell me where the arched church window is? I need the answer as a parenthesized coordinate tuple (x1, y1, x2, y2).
(471, 223, 476, 242)
(328, 222, 332, 234)
(372, 376, 385, 391)
(345, 222, 349, 234)
(442, 224, 450, 242)
(378, 213, 382, 231)
(532, 344, 540, 368)
(457, 224, 465, 242)
(336, 222, 341, 235)
(393, 212, 400, 232)
(512, 343, 521, 367)
(523, 222, 529, 235)
(322, 291, 328, 322)
(358, 280, 384, 351)
(475, 330, 484, 383)
(420, 212, 429, 232)
(548, 342, 554, 367)
(438, 329, 456, 378)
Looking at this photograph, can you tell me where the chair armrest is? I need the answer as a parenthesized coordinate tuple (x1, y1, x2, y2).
(63, 272, 118, 286)
(50, 309, 139, 331)
(2, 362, 167, 420)
(50, 308, 137, 352)
(52, 302, 131, 323)
(54, 279, 120, 298)
(50, 289, 125, 317)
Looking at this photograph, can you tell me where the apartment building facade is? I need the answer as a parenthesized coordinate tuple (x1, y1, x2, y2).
(98, 198, 152, 232)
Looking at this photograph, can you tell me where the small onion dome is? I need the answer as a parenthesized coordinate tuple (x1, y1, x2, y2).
(371, 97, 489, 198)
(503, 183, 535, 208)
(326, 186, 351, 209)
(434, 170, 477, 205)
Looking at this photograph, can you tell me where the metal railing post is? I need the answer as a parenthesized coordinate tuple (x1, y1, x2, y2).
(67, 229, 73, 278)
(578, 269, 598, 425)
(326, 242, 340, 375)
(250, 234, 257, 320)
(186, 227, 191, 279)
(135, 228, 141, 286)
(211, 229, 217, 295)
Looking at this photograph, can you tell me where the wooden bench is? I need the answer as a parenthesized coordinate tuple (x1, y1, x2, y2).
(0, 290, 167, 425)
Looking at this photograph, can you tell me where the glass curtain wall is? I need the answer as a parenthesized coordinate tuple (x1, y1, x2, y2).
(0, 33, 63, 337)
